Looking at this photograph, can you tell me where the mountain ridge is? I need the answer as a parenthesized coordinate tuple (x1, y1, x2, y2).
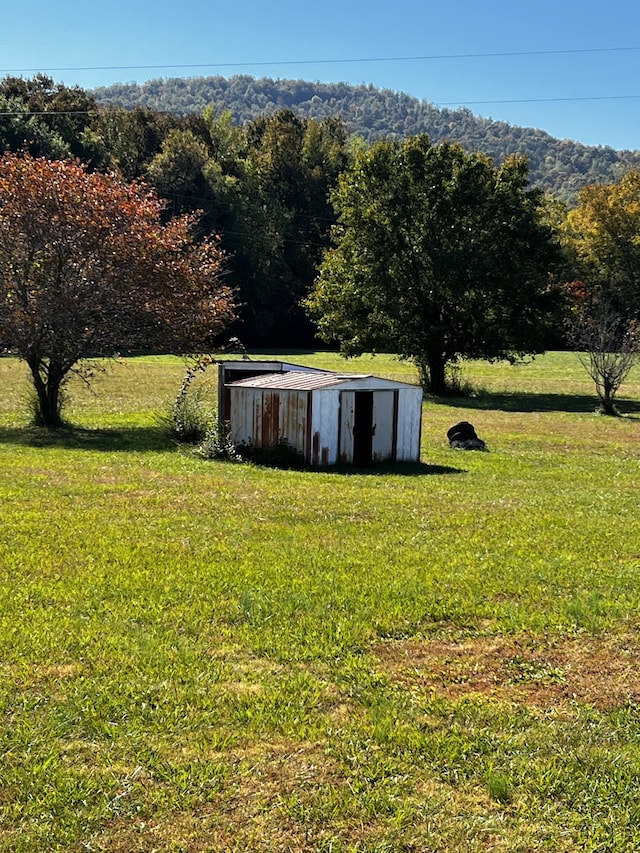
(93, 75, 640, 203)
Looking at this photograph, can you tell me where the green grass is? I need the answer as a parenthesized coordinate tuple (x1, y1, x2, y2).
(1, 351, 640, 851)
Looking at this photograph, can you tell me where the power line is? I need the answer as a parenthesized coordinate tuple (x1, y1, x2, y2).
(0, 109, 98, 117)
(1, 45, 640, 76)
(434, 94, 640, 107)
(2, 46, 640, 115)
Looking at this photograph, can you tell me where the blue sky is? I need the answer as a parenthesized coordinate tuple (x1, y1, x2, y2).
(3, 0, 640, 150)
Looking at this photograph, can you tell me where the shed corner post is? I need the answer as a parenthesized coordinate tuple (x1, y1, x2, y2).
(306, 390, 314, 464)
(217, 362, 227, 423)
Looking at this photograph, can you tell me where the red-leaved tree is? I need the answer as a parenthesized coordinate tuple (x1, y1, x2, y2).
(0, 152, 235, 426)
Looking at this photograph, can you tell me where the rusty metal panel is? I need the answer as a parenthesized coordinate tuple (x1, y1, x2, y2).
(279, 390, 309, 455)
(261, 391, 280, 448)
(253, 391, 263, 445)
(228, 388, 311, 453)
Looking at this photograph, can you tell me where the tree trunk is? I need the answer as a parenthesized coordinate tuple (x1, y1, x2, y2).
(27, 359, 64, 428)
(598, 393, 619, 416)
(428, 357, 448, 396)
(596, 375, 620, 416)
(417, 354, 448, 396)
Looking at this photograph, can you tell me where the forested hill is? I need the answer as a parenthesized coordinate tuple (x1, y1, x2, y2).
(93, 75, 640, 203)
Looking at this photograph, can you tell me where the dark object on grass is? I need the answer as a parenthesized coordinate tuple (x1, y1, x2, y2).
(447, 421, 487, 451)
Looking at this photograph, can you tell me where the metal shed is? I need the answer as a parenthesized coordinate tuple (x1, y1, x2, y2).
(225, 368, 423, 466)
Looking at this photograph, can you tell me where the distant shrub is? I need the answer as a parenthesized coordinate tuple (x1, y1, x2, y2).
(442, 364, 477, 397)
(170, 384, 216, 444)
(197, 422, 242, 461)
(169, 356, 218, 444)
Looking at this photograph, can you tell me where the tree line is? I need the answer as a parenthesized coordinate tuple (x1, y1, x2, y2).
(94, 74, 640, 205)
(0, 75, 351, 349)
(1, 74, 640, 425)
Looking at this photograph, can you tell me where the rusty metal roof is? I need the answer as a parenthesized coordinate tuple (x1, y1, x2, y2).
(227, 370, 422, 391)
(227, 371, 370, 391)
(220, 360, 324, 373)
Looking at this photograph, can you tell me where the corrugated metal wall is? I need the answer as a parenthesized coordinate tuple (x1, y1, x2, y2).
(229, 389, 309, 456)
(310, 389, 340, 465)
(396, 388, 423, 461)
(229, 383, 423, 465)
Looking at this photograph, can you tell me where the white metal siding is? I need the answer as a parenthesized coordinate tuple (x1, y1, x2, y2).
(396, 388, 423, 461)
(371, 391, 395, 461)
(308, 389, 340, 465)
(229, 388, 257, 447)
(229, 379, 422, 465)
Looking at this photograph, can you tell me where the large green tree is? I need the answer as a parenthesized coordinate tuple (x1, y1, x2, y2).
(94, 106, 185, 180)
(235, 110, 348, 344)
(306, 136, 561, 393)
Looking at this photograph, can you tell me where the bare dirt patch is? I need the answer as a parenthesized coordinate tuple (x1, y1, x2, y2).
(374, 633, 640, 710)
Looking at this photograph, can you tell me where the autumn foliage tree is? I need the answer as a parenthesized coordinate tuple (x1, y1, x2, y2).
(563, 171, 640, 315)
(561, 171, 640, 413)
(0, 153, 235, 427)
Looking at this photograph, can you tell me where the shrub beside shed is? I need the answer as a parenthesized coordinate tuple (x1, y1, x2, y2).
(223, 364, 423, 466)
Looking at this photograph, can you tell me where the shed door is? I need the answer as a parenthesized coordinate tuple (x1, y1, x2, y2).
(353, 391, 374, 466)
(339, 391, 355, 463)
(371, 391, 395, 461)
(340, 390, 396, 465)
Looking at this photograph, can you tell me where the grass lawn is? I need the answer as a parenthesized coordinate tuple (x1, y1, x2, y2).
(1, 351, 639, 852)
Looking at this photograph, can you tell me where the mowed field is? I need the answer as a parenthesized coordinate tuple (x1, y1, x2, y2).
(1, 352, 640, 852)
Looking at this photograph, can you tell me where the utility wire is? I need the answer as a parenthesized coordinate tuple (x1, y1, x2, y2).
(2, 46, 640, 114)
(435, 94, 640, 107)
(0, 109, 99, 116)
(1, 45, 640, 75)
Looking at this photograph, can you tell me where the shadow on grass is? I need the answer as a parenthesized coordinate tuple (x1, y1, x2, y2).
(0, 427, 465, 475)
(0, 425, 175, 452)
(430, 390, 640, 416)
(307, 461, 465, 477)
